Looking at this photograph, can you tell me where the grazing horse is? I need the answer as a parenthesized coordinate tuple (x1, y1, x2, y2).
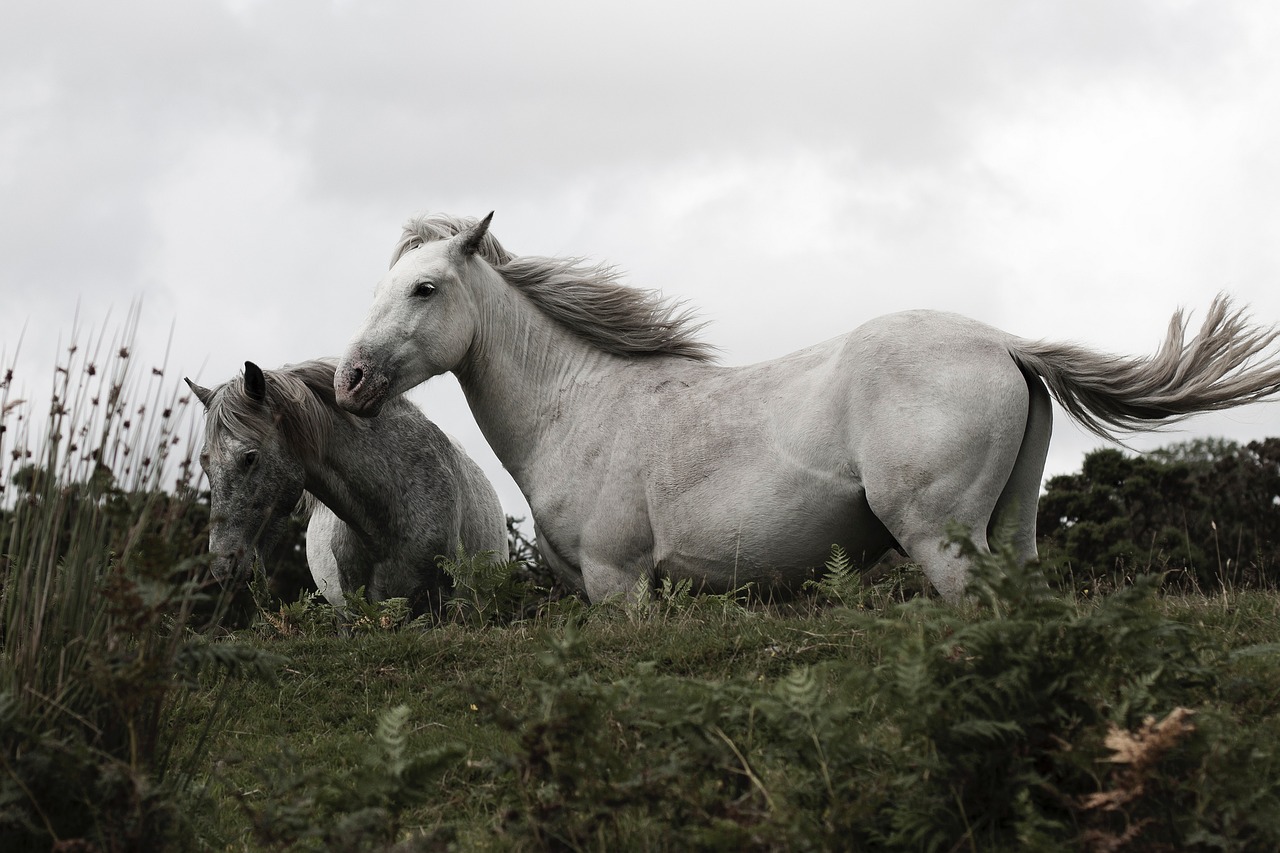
(186, 358, 506, 614)
(333, 213, 1280, 601)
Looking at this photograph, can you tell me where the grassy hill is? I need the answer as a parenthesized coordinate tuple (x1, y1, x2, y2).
(168, 554, 1280, 852)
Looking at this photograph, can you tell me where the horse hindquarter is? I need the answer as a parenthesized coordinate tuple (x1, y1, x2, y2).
(841, 313, 1037, 599)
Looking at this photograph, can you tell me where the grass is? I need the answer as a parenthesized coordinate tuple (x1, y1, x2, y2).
(180, 600, 870, 848)
(0, 317, 279, 851)
(172, 577, 1280, 852)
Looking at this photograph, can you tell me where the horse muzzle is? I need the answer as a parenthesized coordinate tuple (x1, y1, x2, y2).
(335, 355, 390, 417)
(209, 548, 252, 586)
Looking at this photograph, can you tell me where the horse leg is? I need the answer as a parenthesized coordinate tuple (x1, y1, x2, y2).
(877, 486, 1001, 601)
(306, 505, 349, 608)
(581, 556, 646, 603)
(533, 522, 589, 594)
(991, 371, 1053, 564)
(862, 386, 1029, 601)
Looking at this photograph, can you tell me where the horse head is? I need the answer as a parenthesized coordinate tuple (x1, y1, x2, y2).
(335, 213, 494, 416)
(186, 361, 307, 586)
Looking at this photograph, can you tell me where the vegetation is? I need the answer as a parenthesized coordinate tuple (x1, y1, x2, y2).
(1039, 438, 1280, 590)
(3, 327, 1280, 850)
(172, 540, 1280, 852)
(0, 322, 280, 851)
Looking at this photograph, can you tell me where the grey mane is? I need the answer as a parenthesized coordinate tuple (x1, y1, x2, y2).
(392, 212, 517, 268)
(205, 358, 370, 460)
(395, 212, 717, 362)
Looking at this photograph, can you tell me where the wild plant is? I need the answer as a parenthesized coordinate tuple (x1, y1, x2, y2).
(477, 618, 768, 850)
(255, 590, 342, 638)
(505, 514, 576, 601)
(805, 543, 923, 609)
(0, 317, 281, 850)
(237, 705, 465, 851)
(439, 546, 534, 625)
(464, 523, 1280, 851)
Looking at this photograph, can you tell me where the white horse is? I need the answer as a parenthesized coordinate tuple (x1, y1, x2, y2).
(334, 213, 1280, 601)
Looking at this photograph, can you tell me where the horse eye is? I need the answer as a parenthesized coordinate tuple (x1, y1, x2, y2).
(412, 281, 436, 298)
(241, 450, 259, 470)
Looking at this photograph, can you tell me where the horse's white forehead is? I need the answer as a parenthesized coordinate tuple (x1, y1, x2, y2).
(376, 243, 456, 295)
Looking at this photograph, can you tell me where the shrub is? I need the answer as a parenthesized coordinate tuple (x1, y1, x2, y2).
(1038, 440, 1280, 590)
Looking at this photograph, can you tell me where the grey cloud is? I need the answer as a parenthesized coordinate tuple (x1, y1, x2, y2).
(1, 0, 1277, 502)
(1, 0, 1247, 224)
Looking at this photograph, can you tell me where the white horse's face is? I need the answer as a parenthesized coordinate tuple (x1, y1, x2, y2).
(335, 235, 479, 416)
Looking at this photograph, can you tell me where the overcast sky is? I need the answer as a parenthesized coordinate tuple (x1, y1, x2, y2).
(5, 1, 1280, 524)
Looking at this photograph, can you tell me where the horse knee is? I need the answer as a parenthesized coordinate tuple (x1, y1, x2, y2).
(917, 551, 970, 602)
(582, 559, 643, 603)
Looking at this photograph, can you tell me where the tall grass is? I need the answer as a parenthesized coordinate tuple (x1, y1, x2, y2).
(0, 312, 279, 851)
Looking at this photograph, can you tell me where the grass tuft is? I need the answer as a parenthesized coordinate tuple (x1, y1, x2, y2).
(0, 317, 282, 851)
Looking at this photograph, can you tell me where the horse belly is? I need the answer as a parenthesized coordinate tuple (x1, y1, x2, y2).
(653, 465, 894, 591)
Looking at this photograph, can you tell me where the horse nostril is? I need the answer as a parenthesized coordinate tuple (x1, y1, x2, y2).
(342, 365, 364, 393)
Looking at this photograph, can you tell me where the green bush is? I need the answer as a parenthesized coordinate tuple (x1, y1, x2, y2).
(1038, 439, 1280, 590)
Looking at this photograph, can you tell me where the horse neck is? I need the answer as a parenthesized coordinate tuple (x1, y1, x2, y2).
(455, 269, 622, 478)
(295, 404, 410, 541)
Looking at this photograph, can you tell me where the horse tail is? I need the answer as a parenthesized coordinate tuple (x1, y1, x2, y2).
(1007, 294, 1280, 441)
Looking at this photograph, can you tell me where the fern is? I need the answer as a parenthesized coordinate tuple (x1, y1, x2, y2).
(659, 575, 696, 603)
(804, 542, 861, 606)
(440, 546, 526, 625)
(826, 542, 853, 575)
(173, 638, 285, 684)
(775, 665, 822, 714)
(273, 590, 341, 636)
(374, 596, 411, 631)
(376, 704, 411, 779)
(616, 573, 754, 620)
(242, 706, 466, 850)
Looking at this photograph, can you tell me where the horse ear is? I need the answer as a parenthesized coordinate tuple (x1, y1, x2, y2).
(184, 377, 214, 408)
(244, 361, 267, 404)
(457, 211, 494, 258)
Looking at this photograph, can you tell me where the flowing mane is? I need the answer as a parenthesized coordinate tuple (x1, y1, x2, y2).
(394, 212, 717, 362)
(204, 358, 356, 460)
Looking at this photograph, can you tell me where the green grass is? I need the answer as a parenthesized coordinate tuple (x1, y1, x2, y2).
(173, 577, 1280, 852)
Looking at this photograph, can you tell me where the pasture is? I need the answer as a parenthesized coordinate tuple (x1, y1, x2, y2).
(173, 574, 1280, 852)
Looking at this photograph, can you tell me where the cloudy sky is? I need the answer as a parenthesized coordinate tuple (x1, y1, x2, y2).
(5, 0, 1280, 524)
